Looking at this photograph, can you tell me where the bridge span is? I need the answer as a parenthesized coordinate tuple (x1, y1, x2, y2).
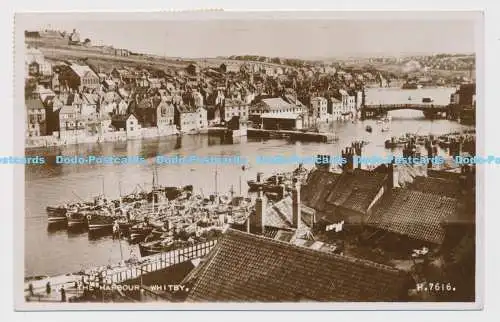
(361, 103, 460, 120)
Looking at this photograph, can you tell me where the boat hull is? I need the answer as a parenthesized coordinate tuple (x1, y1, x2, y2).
(67, 212, 88, 228)
(87, 215, 115, 231)
(47, 215, 67, 223)
(138, 242, 175, 257)
(129, 226, 154, 243)
(46, 207, 68, 223)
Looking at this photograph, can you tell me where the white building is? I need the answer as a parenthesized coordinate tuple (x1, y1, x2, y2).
(222, 99, 249, 122)
(197, 107, 208, 129)
(310, 97, 328, 122)
(339, 89, 356, 120)
(330, 97, 343, 121)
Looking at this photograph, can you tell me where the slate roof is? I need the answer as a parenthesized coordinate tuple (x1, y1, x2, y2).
(366, 189, 459, 245)
(69, 64, 98, 79)
(261, 97, 294, 111)
(301, 169, 386, 216)
(185, 228, 410, 302)
(260, 112, 301, 120)
(406, 176, 460, 198)
(325, 169, 387, 214)
(300, 170, 342, 212)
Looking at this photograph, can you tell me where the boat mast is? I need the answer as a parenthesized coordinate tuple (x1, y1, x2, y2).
(101, 175, 105, 198)
(239, 173, 242, 196)
(152, 164, 157, 190)
(229, 185, 234, 218)
(118, 180, 122, 208)
(214, 164, 218, 196)
(152, 182, 155, 214)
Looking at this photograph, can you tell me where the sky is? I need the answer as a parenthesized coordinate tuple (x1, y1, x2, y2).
(16, 12, 479, 59)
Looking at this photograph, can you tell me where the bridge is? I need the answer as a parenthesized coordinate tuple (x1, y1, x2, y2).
(361, 103, 460, 119)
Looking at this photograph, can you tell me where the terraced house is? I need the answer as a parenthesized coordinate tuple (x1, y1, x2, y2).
(25, 95, 46, 137)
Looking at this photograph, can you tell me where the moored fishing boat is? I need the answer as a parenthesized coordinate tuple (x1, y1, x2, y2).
(129, 222, 154, 243)
(46, 206, 68, 223)
(139, 238, 176, 257)
(117, 219, 138, 231)
(86, 212, 116, 231)
(385, 136, 409, 149)
(66, 210, 88, 228)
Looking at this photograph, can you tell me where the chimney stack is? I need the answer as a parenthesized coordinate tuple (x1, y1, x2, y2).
(342, 147, 354, 173)
(251, 187, 266, 234)
(387, 159, 394, 190)
(257, 172, 263, 183)
(426, 144, 433, 169)
(353, 141, 362, 169)
(459, 164, 474, 196)
(292, 178, 301, 229)
(280, 183, 286, 200)
(246, 214, 251, 233)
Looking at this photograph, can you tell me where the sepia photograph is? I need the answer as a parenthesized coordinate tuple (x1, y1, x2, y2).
(14, 11, 481, 309)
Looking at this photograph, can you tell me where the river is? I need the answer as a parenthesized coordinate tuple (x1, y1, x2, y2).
(24, 106, 474, 277)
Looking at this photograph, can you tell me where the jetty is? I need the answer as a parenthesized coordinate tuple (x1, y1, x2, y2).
(207, 127, 247, 137)
(247, 128, 338, 143)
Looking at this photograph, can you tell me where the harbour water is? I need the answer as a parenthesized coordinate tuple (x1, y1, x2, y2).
(25, 108, 474, 277)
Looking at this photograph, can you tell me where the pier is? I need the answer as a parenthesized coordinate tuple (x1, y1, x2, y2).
(247, 128, 338, 143)
(207, 127, 247, 137)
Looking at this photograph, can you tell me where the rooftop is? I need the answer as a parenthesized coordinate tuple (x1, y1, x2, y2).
(69, 64, 98, 79)
(301, 170, 342, 212)
(325, 169, 387, 214)
(261, 112, 301, 119)
(261, 97, 294, 111)
(406, 175, 460, 199)
(366, 188, 459, 245)
(185, 228, 410, 302)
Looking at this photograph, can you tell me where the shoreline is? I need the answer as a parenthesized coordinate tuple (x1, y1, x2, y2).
(25, 128, 201, 151)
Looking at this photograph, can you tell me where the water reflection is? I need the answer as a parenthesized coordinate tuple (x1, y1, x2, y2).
(88, 229, 114, 241)
(46, 222, 67, 234)
(66, 226, 87, 237)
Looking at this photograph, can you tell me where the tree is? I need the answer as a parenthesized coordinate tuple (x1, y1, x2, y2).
(271, 57, 281, 65)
